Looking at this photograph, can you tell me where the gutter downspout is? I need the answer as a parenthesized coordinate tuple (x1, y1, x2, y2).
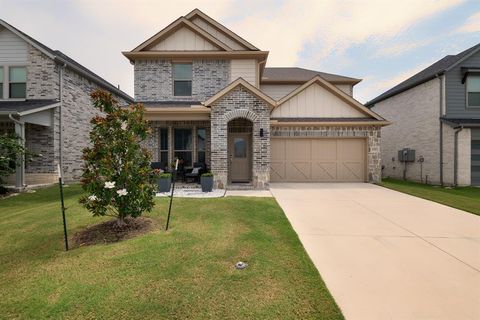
(437, 73, 444, 186)
(8, 113, 25, 189)
(58, 63, 66, 179)
(454, 125, 464, 186)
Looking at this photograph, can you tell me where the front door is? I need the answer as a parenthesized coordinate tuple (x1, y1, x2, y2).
(228, 133, 251, 182)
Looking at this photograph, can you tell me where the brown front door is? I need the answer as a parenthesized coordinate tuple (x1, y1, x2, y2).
(228, 133, 251, 182)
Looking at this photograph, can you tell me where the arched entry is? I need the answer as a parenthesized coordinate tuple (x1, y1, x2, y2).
(227, 118, 253, 183)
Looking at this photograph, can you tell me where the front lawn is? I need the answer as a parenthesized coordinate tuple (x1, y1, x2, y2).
(381, 178, 480, 216)
(0, 185, 342, 319)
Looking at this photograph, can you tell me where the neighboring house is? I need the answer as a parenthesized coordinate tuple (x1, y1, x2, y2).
(366, 43, 480, 186)
(0, 20, 133, 188)
(123, 9, 388, 189)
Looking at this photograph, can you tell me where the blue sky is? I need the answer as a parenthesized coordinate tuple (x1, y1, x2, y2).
(1, 0, 479, 102)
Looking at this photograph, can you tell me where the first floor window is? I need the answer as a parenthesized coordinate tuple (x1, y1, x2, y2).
(9, 67, 26, 99)
(0, 67, 3, 99)
(174, 128, 192, 167)
(197, 128, 206, 163)
(467, 75, 480, 107)
(173, 63, 192, 96)
(159, 128, 168, 167)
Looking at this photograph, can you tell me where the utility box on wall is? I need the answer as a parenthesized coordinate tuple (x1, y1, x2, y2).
(398, 148, 415, 162)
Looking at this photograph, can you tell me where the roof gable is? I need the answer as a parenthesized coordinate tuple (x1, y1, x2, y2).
(203, 78, 276, 107)
(276, 76, 384, 120)
(132, 17, 232, 52)
(185, 9, 259, 51)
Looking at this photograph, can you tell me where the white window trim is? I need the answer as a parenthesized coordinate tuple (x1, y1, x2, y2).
(0, 64, 27, 101)
(466, 74, 480, 109)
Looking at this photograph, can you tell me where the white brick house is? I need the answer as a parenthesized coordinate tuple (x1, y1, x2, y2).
(124, 9, 388, 189)
(366, 43, 480, 186)
(0, 20, 133, 188)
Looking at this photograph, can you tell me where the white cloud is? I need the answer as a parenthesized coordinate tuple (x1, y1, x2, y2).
(456, 11, 480, 33)
(374, 39, 434, 58)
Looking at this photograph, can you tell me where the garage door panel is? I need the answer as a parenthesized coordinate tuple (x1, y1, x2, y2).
(311, 162, 337, 180)
(271, 138, 366, 182)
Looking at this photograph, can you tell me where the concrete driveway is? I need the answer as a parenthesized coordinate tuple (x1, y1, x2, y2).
(270, 183, 480, 320)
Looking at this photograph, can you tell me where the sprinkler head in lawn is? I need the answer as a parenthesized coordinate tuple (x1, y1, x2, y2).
(235, 261, 247, 269)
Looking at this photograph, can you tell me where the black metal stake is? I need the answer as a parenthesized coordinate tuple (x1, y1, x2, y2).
(59, 177, 69, 251)
(165, 160, 178, 231)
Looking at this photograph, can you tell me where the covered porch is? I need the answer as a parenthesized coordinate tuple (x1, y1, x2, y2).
(0, 100, 59, 189)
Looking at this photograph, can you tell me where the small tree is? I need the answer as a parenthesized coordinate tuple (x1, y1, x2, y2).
(0, 133, 27, 191)
(79, 90, 156, 226)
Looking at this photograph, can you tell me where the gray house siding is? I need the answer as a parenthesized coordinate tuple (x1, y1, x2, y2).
(445, 50, 480, 118)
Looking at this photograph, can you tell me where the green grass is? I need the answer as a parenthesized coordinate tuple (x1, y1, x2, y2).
(381, 178, 480, 216)
(0, 184, 342, 319)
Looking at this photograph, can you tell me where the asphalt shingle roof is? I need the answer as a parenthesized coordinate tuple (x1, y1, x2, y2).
(261, 67, 361, 84)
(365, 43, 480, 107)
(0, 100, 59, 114)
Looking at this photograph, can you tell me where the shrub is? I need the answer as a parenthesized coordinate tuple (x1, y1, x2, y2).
(0, 133, 34, 188)
(79, 90, 157, 226)
(159, 173, 172, 179)
(201, 172, 214, 177)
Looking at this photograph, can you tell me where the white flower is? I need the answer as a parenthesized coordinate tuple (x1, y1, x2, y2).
(104, 181, 116, 189)
(88, 195, 98, 201)
(121, 121, 128, 131)
(116, 188, 128, 196)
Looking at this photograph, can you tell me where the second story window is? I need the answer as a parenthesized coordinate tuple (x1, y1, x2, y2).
(467, 75, 480, 107)
(9, 67, 26, 99)
(0, 67, 3, 99)
(173, 63, 192, 96)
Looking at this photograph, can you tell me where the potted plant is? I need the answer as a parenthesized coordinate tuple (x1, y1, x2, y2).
(200, 172, 214, 192)
(158, 172, 172, 192)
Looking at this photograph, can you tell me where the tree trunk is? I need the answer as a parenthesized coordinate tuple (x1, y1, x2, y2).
(116, 215, 127, 227)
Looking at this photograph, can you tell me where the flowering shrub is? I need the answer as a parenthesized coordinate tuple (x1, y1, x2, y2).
(79, 90, 156, 226)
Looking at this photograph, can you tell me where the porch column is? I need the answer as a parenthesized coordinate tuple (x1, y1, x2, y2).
(14, 121, 25, 189)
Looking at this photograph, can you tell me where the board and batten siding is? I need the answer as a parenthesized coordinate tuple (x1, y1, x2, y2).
(230, 59, 257, 86)
(190, 17, 246, 51)
(149, 27, 220, 51)
(0, 26, 28, 64)
(272, 83, 366, 118)
(445, 50, 480, 118)
(260, 84, 298, 100)
(261, 83, 354, 100)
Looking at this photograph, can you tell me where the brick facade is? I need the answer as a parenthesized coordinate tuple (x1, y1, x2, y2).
(210, 86, 270, 189)
(134, 59, 230, 102)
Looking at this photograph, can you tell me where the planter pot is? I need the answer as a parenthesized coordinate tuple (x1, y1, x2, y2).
(200, 176, 214, 192)
(158, 177, 171, 192)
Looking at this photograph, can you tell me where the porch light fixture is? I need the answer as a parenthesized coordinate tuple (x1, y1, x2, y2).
(260, 128, 264, 137)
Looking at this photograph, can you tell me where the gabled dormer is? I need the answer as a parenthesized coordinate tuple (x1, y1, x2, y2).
(124, 9, 268, 102)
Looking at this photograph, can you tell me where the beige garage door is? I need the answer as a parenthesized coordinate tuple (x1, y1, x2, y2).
(270, 138, 366, 182)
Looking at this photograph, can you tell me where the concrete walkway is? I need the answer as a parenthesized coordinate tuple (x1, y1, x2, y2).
(270, 183, 480, 320)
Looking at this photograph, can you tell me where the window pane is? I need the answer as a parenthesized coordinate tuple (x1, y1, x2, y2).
(174, 81, 192, 96)
(0, 67, 3, 99)
(468, 92, 480, 107)
(9, 67, 26, 83)
(197, 128, 206, 151)
(0, 67, 3, 83)
(160, 128, 168, 150)
(174, 128, 192, 150)
(174, 151, 192, 167)
(160, 151, 168, 167)
(198, 151, 206, 163)
(467, 76, 480, 92)
(234, 138, 246, 158)
(10, 83, 26, 98)
(173, 63, 192, 80)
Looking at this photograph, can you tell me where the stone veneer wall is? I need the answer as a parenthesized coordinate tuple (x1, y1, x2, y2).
(134, 59, 230, 102)
(145, 120, 211, 166)
(210, 86, 270, 189)
(271, 125, 382, 183)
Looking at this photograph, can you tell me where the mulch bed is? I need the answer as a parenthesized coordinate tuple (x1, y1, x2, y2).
(72, 217, 155, 247)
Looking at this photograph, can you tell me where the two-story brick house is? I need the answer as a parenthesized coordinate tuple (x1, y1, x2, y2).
(0, 19, 133, 188)
(366, 43, 480, 186)
(124, 9, 389, 189)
